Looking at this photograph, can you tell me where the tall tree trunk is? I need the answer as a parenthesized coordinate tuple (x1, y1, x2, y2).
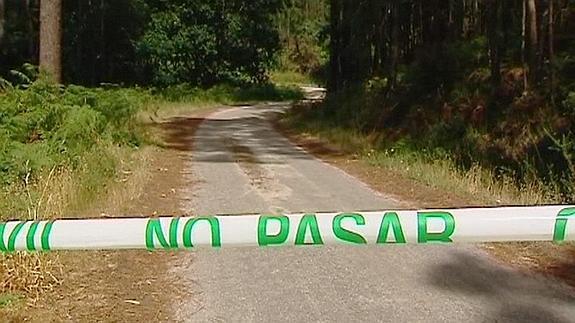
(549, 0, 556, 105)
(329, 0, 342, 93)
(522, 0, 528, 92)
(373, 21, 381, 75)
(526, 0, 539, 89)
(389, 0, 400, 89)
(39, 0, 62, 83)
(0, 0, 5, 48)
(487, 0, 501, 93)
(452, 0, 464, 40)
(340, 0, 354, 87)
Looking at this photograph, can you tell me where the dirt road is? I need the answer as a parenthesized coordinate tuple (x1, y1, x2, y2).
(169, 103, 575, 322)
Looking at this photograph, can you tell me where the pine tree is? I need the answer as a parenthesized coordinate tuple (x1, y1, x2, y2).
(39, 0, 62, 83)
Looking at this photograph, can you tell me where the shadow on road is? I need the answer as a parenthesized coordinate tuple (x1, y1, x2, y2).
(156, 116, 203, 151)
(545, 248, 575, 290)
(157, 111, 318, 163)
(427, 251, 575, 322)
(152, 104, 346, 168)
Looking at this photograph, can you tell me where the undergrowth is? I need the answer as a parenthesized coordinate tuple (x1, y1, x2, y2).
(0, 80, 152, 194)
(0, 79, 154, 307)
(156, 83, 303, 105)
(281, 103, 562, 206)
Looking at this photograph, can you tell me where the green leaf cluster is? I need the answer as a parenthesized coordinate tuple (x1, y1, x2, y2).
(0, 79, 150, 185)
(137, 0, 283, 86)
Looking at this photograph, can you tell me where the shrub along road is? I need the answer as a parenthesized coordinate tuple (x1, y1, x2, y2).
(170, 101, 575, 322)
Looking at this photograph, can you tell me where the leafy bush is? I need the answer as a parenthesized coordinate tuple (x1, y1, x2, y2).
(0, 80, 150, 185)
(137, 0, 283, 86)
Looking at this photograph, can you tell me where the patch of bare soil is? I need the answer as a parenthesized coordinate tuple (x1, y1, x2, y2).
(12, 107, 222, 322)
(276, 121, 575, 290)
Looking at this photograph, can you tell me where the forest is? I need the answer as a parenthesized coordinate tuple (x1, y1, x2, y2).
(0, 0, 575, 315)
(0, 0, 306, 192)
(0, 0, 287, 86)
(1, 0, 575, 197)
(1, 0, 575, 199)
(317, 0, 575, 201)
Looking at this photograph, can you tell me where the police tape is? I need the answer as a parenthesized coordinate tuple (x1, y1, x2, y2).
(0, 205, 574, 252)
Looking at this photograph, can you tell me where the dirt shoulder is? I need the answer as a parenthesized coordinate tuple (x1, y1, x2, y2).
(275, 121, 575, 290)
(11, 107, 222, 322)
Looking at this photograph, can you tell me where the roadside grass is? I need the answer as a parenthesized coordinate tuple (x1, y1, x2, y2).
(0, 80, 154, 309)
(156, 83, 303, 106)
(0, 80, 302, 312)
(364, 150, 558, 207)
(280, 109, 559, 207)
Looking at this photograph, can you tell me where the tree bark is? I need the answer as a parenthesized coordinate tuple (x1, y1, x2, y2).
(522, 0, 528, 92)
(39, 0, 62, 83)
(487, 0, 501, 93)
(329, 0, 342, 92)
(526, 0, 538, 89)
(389, 0, 400, 89)
(549, 0, 556, 105)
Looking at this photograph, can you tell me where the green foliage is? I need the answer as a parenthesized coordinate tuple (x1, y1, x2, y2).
(137, 0, 283, 86)
(156, 83, 303, 104)
(0, 293, 23, 308)
(270, 70, 316, 86)
(401, 37, 487, 100)
(0, 79, 150, 185)
(0, 1, 39, 82)
(274, 0, 329, 79)
(2, 0, 285, 87)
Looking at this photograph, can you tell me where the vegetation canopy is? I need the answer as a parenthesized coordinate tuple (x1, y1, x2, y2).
(318, 0, 575, 200)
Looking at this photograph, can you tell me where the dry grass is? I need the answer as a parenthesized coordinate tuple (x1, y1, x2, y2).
(138, 102, 220, 149)
(0, 253, 62, 306)
(64, 146, 154, 218)
(0, 169, 72, 308)
(365, 153, 559, 207)
(0, 169, 69, 309)
(0, 144, 152, 312)
(292, 120, 559, 207)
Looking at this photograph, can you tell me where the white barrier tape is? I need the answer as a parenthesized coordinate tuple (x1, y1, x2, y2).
(1, 206, 574, 252)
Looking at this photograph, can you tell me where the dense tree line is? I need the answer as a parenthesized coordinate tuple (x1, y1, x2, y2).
(325, 0, 575, 196)
(329, 0, 574, 97)
(0, 0, 283, 86)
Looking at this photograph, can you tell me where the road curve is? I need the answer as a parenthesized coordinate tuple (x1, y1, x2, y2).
(170, 103, 575, 322)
